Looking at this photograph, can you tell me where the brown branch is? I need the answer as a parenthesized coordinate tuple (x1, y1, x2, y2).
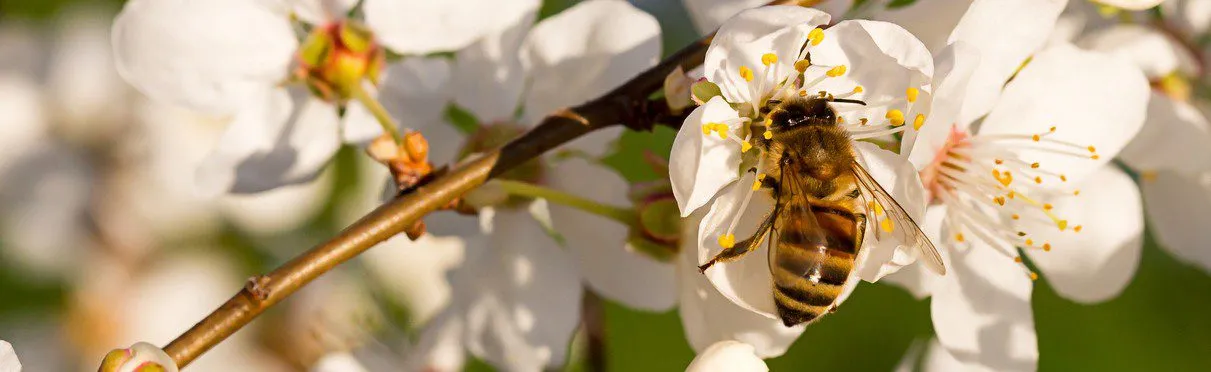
(158, 1, 806, 368)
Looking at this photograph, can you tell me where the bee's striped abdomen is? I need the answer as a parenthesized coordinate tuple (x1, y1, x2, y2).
(771, 202, 861, 327)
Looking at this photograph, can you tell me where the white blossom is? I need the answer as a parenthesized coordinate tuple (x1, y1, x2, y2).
(0, 341, 19, 372)
(685, 340, 768, 372)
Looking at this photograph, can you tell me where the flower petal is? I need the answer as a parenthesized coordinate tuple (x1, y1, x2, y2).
(220, 172, 332, 234)
(881, 205, 949, 299)
(289, 0, 357, 25)
(344, 57, 456, 156)
(1163, 0, 1211, 35)
(312, 352, 368, 372)
(873, 0, 975, 52)
(679, 212, 805, 358)
(0, 340, 19, 372)
(450, 10, 533, 123)
(112, 0, 296, 116)
(808, 20, 934, 132)
(904, 42, 980, 168)
(361, 233, 466, 324)
(195, 87, 342, 195)
(670, 97, 744, 216)
(851, 142, 930, 282)
(1141, 171, 1211, 274)
(683, 0, 851, 35)
(1119, 93, 1211, 178)
(403, 312, 467, 372)
(704, 6, 829, 104)
(1022, 166, 1143, 304)
(685, 340, 769, 372)
(457, 209, 583, 370)
(978, 44, 1148, 186)
(946, 0, 1066, 125)
(46, 10, 131, 141)
(365, 0, 540, 54)
(0, 143, 94, 281)
(697, 179, 779, 317)
(930, 240, 1037, 372)
(1078, 24, 1198, 78)
(548, 158, 677, 311)
(1096, 0, 1165, 10)
(520, 0, 661, 125)
(0, 74, 46, 167)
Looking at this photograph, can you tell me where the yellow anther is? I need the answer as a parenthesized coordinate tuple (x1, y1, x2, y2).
(1141, 171, 1158, 181)
(1049, 126, 1057, 132)
(752, 179, 763, 190)
(913, 114, 926, 130)
(826, 65, 847, 77)
(1017, 231, 1027, 237)
(1043, 243, 1052, 251)
(994, 196, 1006, 206)
(1043, 204, 1053, 210)
(886, 109, 905, 126)
(1074, 225, 1083, 233)
(718, 234, 736, 248)
(1029, 272, 1039, 281)
(1025, 239, 1034, 246)
(763, 130, 773, 140)
(906, 87, 919, 103)
(852, 86, 864, 94)
(995, 159, 1004, 165)
(955, 233, 965, 242)
(739, 66, 754, 82)
(702, 124, 712, 135)
(870, 201, 885, 216)
(1014, 256, 1023, 263)
(1034, 176, 1043, 184)
(1031, 162, 1040, 169)
(808, 28, 825, 46)
(881, 218, 894, 233)
(1091, 154, 1101, 160)
(859, 118, 869, 126)
(1032, 134, 1041, 142)
(795, 59, 811, 73)
(762, 53, 779, 67)
(1007, 191, 1016, 199)
(992, 169, 1013, 186)
(1060, 174, 1068, 182)
(838, 116, 845, 124)
(756, 173, 766, 182)
(1087, 145, 1097, 153)
(1012, 214, 1021, 220)
(799, 90, 808, 97)
(1057, 220, 1068, 230)
(1073, 190, 1081, 196)
(741, 141, 753, 153)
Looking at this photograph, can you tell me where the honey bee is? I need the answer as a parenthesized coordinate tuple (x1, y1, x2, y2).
(698, 96, 946, 327)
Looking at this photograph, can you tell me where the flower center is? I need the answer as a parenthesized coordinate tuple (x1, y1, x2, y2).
(921, 125, 1098, 278)
(295, 20, 386, 102)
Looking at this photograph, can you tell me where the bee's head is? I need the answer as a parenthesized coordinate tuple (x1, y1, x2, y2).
(766, 98, 836, 130)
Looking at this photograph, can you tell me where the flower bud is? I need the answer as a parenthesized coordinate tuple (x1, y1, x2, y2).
(98, 342, 177, 372)
(296, 21, 386, 102)
(625, 154, 682, 262)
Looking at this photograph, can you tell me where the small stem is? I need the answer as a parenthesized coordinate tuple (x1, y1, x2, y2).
(493, 179, 637, 226)
(350, 82, 405, 145)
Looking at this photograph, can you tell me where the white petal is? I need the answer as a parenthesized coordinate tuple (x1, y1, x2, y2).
(1077, 24, 1198, 78)
(704, 6, 829, 104)
(361, 233, 465, 325)
(697, 179, 779, 317)
(112, 0, 296, 116)
(685, 340, 769, 372)
(0, 144, 94, 281)
(669, 97, 744, 216)
(404, 312, 467, 372)
(905, 42, 980, 168)
(978, 44, 1148, 186)
(195, 87, 342, 195)
(921, 338, 982, 372)
(344, 57, 456, 152)
(289, 0, 357, 25)
(1119, 93, 1211, 178)
(1096, 0, 1165, 10)
(450, 9, 533, 123)
(873, 0, 976, 52)
(364, 0, 540, 54)
(1022, 166, 1143, 304)
(46, 10, 131, 141)
(220, 173, 332, 235)
(312, 352, 368, 372)
(520, 0, 661, 125)
(1163, 0, 1211, 35)
(0, 340, 19, 372)
(683, 0, 851, 35)
(930, 240, 1037, 372)
(457, 210, 583, 370)
(851, 142, 930, 282)
(947, 0, 1066, 124)
(0, 74, 46, 168)
(1142, 171, 1211, 274)
(678, 212, 805, 358)
(548, 159, 677, 311)
(881, 205, 949, 299)
(808, 20, 934, 131)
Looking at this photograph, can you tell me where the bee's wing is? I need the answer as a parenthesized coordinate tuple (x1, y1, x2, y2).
(767, 169, 831, 288)
(850, 161, 946, 275)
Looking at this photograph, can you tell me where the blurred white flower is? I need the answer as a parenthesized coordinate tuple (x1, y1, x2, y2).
(681, 0, 854, 35)
(685, 340, 768, 372)
(0, 340, 20, 372)
(47, 7, 136, 143)
(669, 6, 935, 325)
(311, 352, 368, 372)
(111, 0, 537, 195)
(1162, 0, 1211, 35)
(894, 41, 1149, 372)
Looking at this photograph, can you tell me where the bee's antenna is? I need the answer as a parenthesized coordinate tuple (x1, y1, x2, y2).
(830, 98, 867, 106)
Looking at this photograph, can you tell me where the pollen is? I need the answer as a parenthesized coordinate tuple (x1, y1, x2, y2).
(913, 114, 926, 130)
(752, 178, 763, 190)
(1074, 225, 1083, 233)
(1073, 190, 1081, 196)
(762, 53, 779, 67)
(1043, 243, 1052, 251)
(741, 141, 753, 153)
(718, 234, 736, 249)
(1057, 220, 1069, 231)
(1034, 176, 1043, 184)
(886, 109, 905, 126)
(859, 118, 869, 126)
(1014, 256, 1023, 263)
(995, 159, 1004, 165)
(881, 218, 895, 233)
(1030, 272, 1039, 281)
(763, 130, 773, 140)
(739, 66, 754, 82)
(955, 233, 965, 242)
(826, 65, 847, 77)
(1017, 231, 1027, 237)
(1091, 154, 1101, 160)
(852, 86, 864, 94)
(1087, 145, 1097, 153)
(994, 196, 1006, 206)
(795, 59, 811, 73)
(799, 90, 808, 97)
(1032, 134, 1041, 142)
(1025, 239, 1034, 246)
(993, 169, 1013, 186)
(1043, 204, 1053, 210)
(1012, 214, 1021, 220)
(1031, 162, 1040, 169)
(906, 87, 920, 103)
(808, 28, 825, 46)
(1060, 174, 1068, 182)
(701, 124, 712, 135)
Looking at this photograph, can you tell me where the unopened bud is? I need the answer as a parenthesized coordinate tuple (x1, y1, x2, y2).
(296, 20, 386, 102)
(626, 176, 681, 262)
(664, 66, 693, 113)
(98, 342, 177, 372)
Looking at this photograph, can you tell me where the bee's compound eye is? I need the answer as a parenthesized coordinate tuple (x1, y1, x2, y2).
(781, 153, 793, 166)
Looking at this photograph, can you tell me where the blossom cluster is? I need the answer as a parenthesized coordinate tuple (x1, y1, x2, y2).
(1, 0, 1209, 371)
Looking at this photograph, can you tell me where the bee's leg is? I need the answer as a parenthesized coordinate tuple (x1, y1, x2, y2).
(699, 213, 775, 273)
